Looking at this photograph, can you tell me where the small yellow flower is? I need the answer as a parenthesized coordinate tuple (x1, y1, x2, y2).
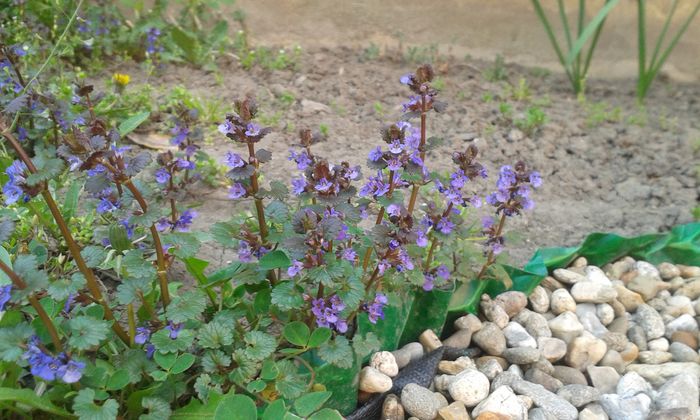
(112, 73, 130, 87)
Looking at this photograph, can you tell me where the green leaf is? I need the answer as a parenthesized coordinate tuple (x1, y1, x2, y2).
(150, 329, 195, 354)
(294, 391, 331, 417)
(166, 289, 207, 324)
(244, 331, 277, 361)
(283, 321, 310, 347)
(170, 27, 200, 64)
(214, 394, 257, 420)
(271, 281, 303, 311)
(62, 180, 82, 220)
(26, 158, 64, 186)
(352, 332, 381, 360)
(275, 360, 307, 399)
(140, 397, 172, 420)
(0, 387, 72, 417)
(262, 400, 287, 420)
(154, 352, 177, 370)
(69, 316, 111, 350)
(149, 370, 168, 382)
(308, 328, 332, 348)
(318, 336, 353, 369)
(260, 359, 279, 381)
(246, 379, 266, 393)
(171, 353, 196, 374)
(210, 222, 239, 247)
(119, 111, 150, 136)
(48, 272, 86, 300)
(171, 392, 224, 419)
(116, 277, 153, 305)
(198, 322, 234, 349)
(201, 350, 231, 373)
(0, 323, 34, 361)
(259, 250, 291, 270)
(162, 232, 201, 259)
(308, 409, 344, 420)
(106, 370, 131, 391)
(73, 388, 119, 420)
(122, 249, 156, 280)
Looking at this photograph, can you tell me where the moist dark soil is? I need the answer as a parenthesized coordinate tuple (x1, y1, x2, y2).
(104, 46, 699, 269)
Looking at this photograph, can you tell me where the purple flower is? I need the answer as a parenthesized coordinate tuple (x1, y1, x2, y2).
(170, 125, 189, 145)
(155, 218, 172, 232)
(368, 146, 383, 162)
(469, 195, 482, 208)
(63, 293, 75, 313)
(365, 293, 387, 324)
(388, 140, 403, 154)
(96, 197, 119, 214)
(400, 73, 413, 85)
(386, 158, 402, 172)
(17, 127, 27, 141)
(529, 171, 542, 188)
(386, 204, 401, 217)
(341, 248, 357, 262)
(56, 359, 85, 383)
(436, 217, 455, 235)
(482, 216, 495, 229)
(0, 285, 12, 311)
(287, 260, 304, 277)
(146, 27, 162, 54)
(289, 150, 312, 170)
(416, 230, 429, 247)
(67, 156, 83, 172)
(165, 322, 182, 339)
(176, 158, 196, 171)
(155, 168, 170, 184)
(218, 120, 234, 135)
(422, 274, 435, 291)
(135, 327, 151, 345)
(2, 183, 23, 205)
(310, 295, 347, 333)
(228, 183, 247, 199)
(224, 152, 246, 168)
(436, 265, 450, 279)
(359, 171, 390, 198)
(402, 95, 420, 112)
(238, 241, 253, 262)
(291, 177, 307, 195)
(314, 178, 333, 193)
(145, 344, 156, 359)
(174, 209, 197, 232)
(245, 122, 261, 137)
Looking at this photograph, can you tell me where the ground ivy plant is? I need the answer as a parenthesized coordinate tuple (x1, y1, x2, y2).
(0, 62, 541, 418)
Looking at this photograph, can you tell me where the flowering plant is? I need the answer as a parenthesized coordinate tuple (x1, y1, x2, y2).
(0, 62, 540, 418)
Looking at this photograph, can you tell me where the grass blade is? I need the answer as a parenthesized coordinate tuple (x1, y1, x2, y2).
(565, 0, 620, 67)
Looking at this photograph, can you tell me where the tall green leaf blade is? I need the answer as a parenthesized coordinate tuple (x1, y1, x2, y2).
(118, 112, 150, 136)
(0, 387, 72, 417)
(564, 0, 620, 66)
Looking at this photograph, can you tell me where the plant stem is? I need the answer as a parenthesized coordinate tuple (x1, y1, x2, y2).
(637, 0, 647, 99)
(0, 128, 129, 345)
(361, 171, 395, 271)
(0, 260, 63, 351)
(475, 212, 508, 280)
(127, 303, 136, 347)
(246, 143, 268, 242)
(407, 94, 427, 214)
(121, 179, 171, 308)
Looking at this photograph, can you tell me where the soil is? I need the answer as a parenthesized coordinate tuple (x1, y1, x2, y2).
(108, 45, 699, 268)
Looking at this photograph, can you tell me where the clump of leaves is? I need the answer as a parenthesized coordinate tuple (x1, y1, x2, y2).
(0, 57, 543, 419)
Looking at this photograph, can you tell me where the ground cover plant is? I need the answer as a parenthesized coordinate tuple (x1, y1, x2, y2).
(0, 4, 546, 413)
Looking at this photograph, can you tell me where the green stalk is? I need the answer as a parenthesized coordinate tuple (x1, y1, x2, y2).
(647, 0, 679, 73)
(582, 0, 614, 77)
(530, 0, 576, 89)
(637, 0, 647, 99)
(0, 128, 130, 345)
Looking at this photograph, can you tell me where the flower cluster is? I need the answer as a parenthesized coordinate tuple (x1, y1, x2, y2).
(486, 162, 542, 216)
(223, 151, 253, 199)
(373, 206, 419, 274)
(370, 122, 424, 173)
(218, 97, 271, 145)
(146, 27, 163, 55)
(95, 187, 121, 214)
(359, 170, 407, 199)
(0, 284, 12, 311)
(362, 293, 388, 324)
(286, 208, 357, 274)
(0, 45, 25, 93)
(310, 295, 348, 333)
(23, 337, 85, 383)
(156, 209, 197, 232)
(422, 264, 450, 291)
(291, 158, 361, 199)
(237, 229, 270, 262)
(2, 160, 30, 205)
(399, 64, 446, 114)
